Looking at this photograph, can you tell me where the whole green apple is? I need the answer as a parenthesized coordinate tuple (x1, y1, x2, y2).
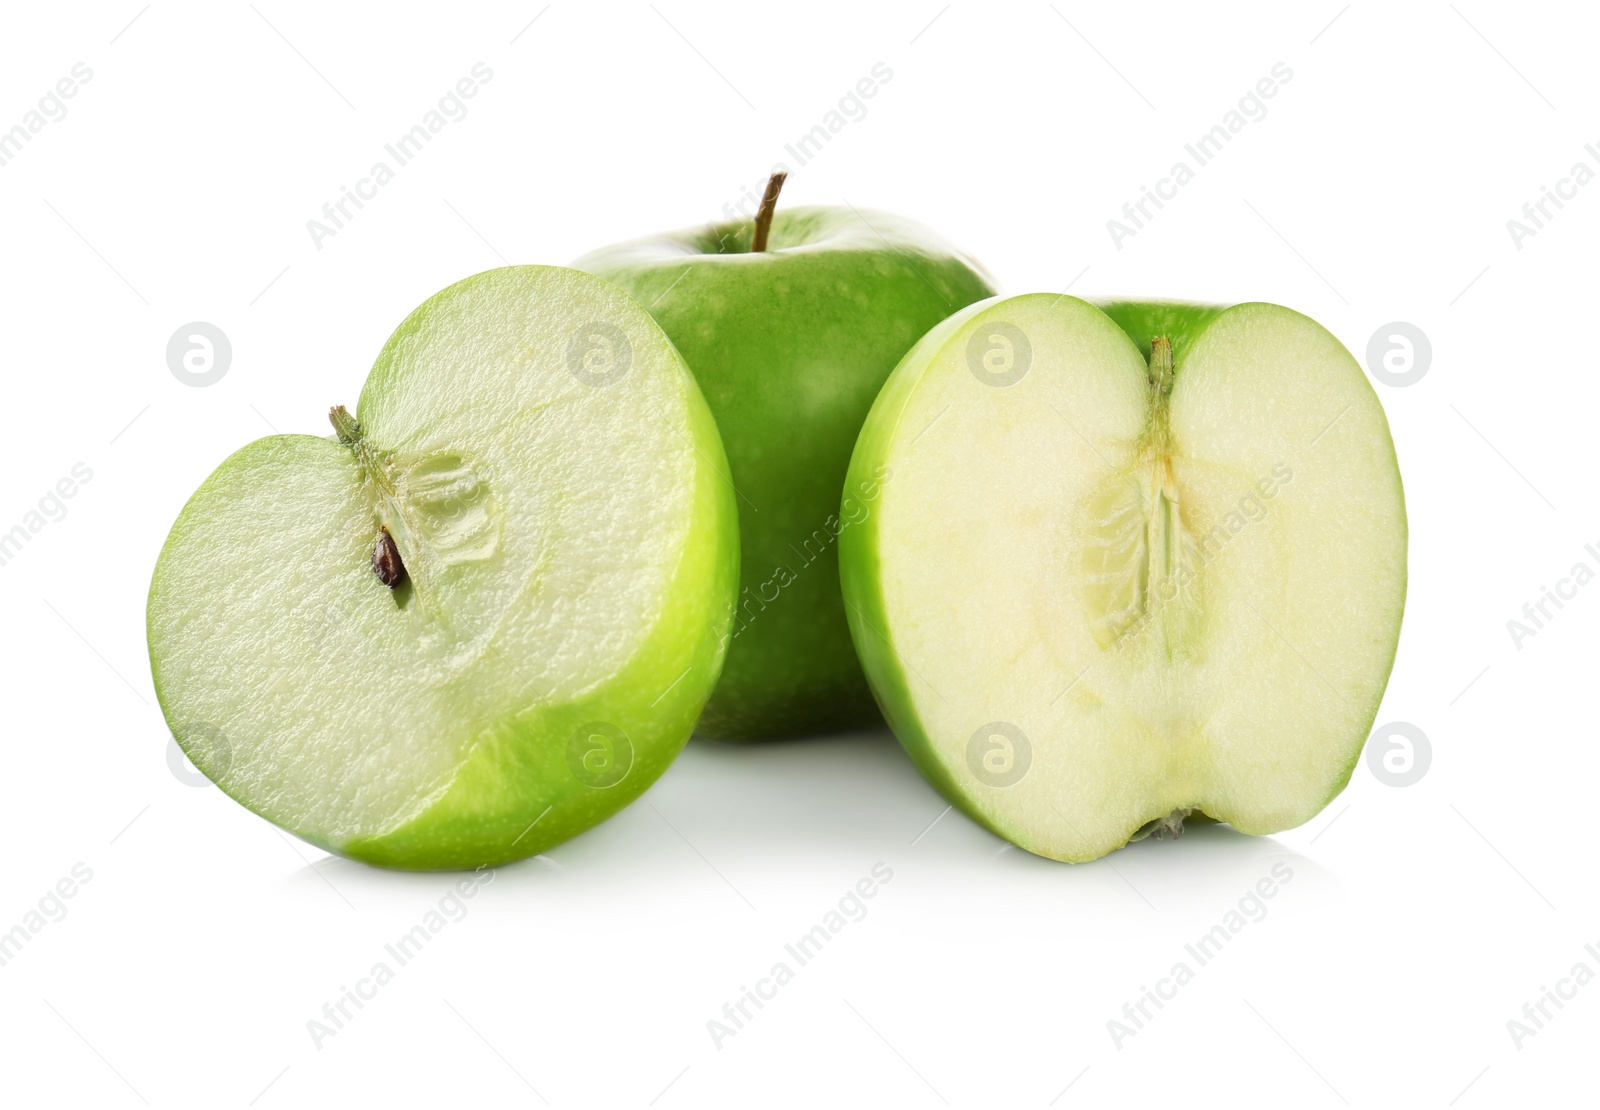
(840, 294, 1406, 861)
(576, 175, 997, 739)
(148, 266, 739, 869)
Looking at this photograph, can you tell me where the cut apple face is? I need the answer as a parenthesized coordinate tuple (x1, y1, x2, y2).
(147, 266, 738, 870)
(840, 294, 1406, 862)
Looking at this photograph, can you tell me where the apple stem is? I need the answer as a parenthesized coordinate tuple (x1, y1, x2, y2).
(1143, 339, 1176, 473)
(329, 405, 361, 446)
(329, 404, 410, 589)
(1149, 338, 1173, 397)
(751, 170, 788, 252)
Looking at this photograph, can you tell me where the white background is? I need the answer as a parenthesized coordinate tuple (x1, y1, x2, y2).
(0, 1, 1594, 1106)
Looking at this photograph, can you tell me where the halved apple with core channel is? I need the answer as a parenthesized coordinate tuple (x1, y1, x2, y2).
(840, 295, 1406, 862)
(147, 266, 738, 870)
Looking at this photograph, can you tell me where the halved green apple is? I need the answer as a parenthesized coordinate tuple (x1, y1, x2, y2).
(148, 266, 738, 870)
(840, 295, 1406, 862)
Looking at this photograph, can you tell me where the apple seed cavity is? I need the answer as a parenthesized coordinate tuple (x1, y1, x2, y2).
(330, 404, 411, 591)
(1079, 335, 1202, 658)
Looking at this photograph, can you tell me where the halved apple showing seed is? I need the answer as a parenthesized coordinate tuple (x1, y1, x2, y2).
(840, 295, 1406, 862)
(148, 266, 739, 870)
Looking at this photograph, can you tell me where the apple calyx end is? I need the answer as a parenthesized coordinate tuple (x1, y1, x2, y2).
(1131, 807, 1194, 843)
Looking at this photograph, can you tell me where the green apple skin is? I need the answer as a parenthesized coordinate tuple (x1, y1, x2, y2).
(840, 295, 1407, 861)
(148, 266, 739, 870)
(340, 392, 737, 871)
(575, 207, 996, 739)
(342, 481, 734, 870)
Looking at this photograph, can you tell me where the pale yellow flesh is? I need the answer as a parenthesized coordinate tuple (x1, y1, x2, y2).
(148, 267, 708, 852)
(875, 297, 1405, 861)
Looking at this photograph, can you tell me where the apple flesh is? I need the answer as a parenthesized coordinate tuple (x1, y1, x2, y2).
(147, 266, 738, 870)
(575, 196, 996, 739)
(840, 294, 1406, 861)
